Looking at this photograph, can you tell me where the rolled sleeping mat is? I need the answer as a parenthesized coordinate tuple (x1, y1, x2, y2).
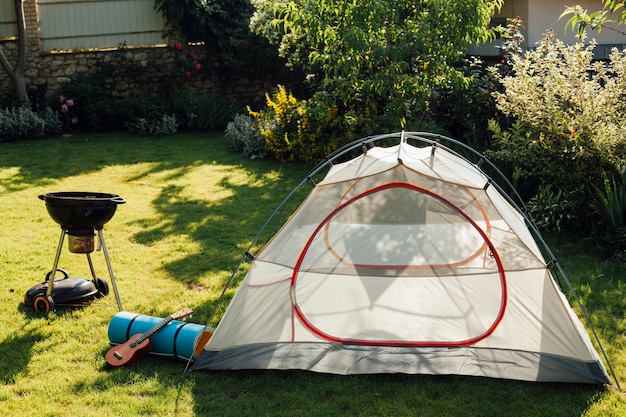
(107, 311, 213, 361)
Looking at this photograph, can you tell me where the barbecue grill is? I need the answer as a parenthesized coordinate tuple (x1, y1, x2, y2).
(24, 192, 125, 312)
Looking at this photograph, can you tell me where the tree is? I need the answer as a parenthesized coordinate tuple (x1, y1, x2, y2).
(0, 0, 29, 105)
(250, 0, 502, 129)
(561, 0, 626, 39)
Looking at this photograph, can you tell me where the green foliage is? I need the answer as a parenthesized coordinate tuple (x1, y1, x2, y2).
(249, 85, 365, 164)
(494, 16, 526, 59)
(117, 92, 171, 121)
(126, 114, 179, 136)
(56, 73, 111, 132)
(154, 0, 286, 78)
(225, 113, 269, 159)
(488, 31, 626, 191)
(155, 0, 252, 48)
(428, 17, 524, 150)
(590, 171, 626, 228)
(171, 88, 240, 131)
(248, 85, 308, 162)
(0, 106, 47, 141)
(527, 183, 581, 232)
(430, 57, 503, 151)
(588, 171, 626, 252)
(36, 106, 63, 134)
(561, 1, 626, 40)
(250, 0, 503, 140)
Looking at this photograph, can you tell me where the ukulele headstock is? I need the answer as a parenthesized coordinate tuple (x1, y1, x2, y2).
(170, 307, 193, 320)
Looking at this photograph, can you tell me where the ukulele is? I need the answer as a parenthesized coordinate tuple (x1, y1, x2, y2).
(105, 307, 193, 367)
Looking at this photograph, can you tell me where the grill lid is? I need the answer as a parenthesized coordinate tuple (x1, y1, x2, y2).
(39, 191, 125, 229)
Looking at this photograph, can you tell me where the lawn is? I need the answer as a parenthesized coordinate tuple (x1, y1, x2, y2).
(0, 132, 625, 416)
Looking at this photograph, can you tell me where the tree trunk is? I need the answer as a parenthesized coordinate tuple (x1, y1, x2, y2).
(0, 0, 29, 106)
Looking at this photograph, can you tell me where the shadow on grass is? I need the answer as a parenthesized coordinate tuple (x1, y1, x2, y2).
(190, 369, 605, 417)
(0, 132, 307, 285)
(0, 327, 44, 385)
(86, 357, 605, 417)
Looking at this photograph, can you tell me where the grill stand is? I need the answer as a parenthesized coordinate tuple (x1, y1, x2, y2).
(44, 227, 123, 311)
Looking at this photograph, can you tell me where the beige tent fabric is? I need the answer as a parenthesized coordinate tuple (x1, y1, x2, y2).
(192, 138, 610, 384)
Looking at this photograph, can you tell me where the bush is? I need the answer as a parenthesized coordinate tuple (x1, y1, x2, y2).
(431, 57, 503, 152)
(0, 107, 47, 141)
(248, 85, 308, 162)
(117, 92, 171, 122)
(526, 183, 581, 232)
(56, 73, 110, 132)
(225, 114, 269, 159)
(488, 31, 626, 192)
(37, 106, 63, 135)
(588, 171, 626, 252)
(248, 84, 378, 164)
(127, 114, 178, 136)
(171, 88, 240, 131)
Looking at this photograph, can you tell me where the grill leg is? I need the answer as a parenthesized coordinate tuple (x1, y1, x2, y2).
(97, 229, 123, 311)
(45, 230, 66, 297)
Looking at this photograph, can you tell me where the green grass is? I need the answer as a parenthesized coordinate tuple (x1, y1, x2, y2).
(0, 132, 625, 416)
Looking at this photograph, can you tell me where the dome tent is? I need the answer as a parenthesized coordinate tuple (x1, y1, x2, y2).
(191, 132, 616, 386)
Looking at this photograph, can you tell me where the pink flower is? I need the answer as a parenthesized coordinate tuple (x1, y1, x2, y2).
(59, 95, 65, 103)
(175, 43, 182, 50)
(186, 71, 192, 78)
(189, 51, 195, 58)
(61, 104, 69, 113)
(65, 99, 74, 107)
(195, 63, 202, 70)
(71, 116, 78, 124)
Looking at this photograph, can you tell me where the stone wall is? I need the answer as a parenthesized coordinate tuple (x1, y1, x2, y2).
(0, 0, 282, 107)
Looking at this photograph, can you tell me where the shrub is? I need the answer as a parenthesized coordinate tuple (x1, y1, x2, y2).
(225, 114, 269, 159)
(249, 84, 379, 164)
(588, 171, 626, 252)
(431, 57, 503, 152)
(155, 0, 287, 79)
(37, 106, 63, 135)
(248, 85, 307, 162)
(0, 107, 47, 141)
(127, 114, 178, 136)
(488, 31, 626, 192)
(171, 88, 240, 131)
(117, 92, 171, 122)
(526, 183, 581, 232)
(56, 73, 110, 132)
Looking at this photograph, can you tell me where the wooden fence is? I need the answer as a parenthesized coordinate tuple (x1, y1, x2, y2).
(0, 0, 17, 39)
(1, 0, 165, 51)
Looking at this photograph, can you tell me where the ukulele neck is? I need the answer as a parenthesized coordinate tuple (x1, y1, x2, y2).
(130, 316, 174, 346)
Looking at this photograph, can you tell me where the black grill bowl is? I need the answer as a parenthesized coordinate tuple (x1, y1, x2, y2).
(39, 192, 125, 229)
